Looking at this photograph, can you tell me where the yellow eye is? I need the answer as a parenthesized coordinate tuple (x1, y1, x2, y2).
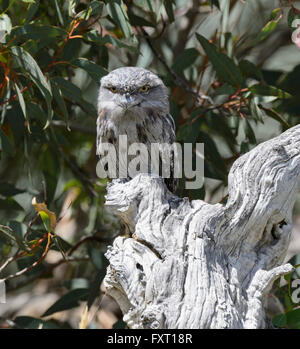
(139, 85, 150, 93)
(109, 86, 117, 93)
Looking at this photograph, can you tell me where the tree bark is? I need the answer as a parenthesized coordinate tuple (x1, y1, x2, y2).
(103, 124, 300, 329)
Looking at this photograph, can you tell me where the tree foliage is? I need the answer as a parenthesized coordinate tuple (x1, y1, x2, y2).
(0, 0, 299, 329)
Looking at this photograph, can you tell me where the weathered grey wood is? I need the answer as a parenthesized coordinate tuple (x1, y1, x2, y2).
(103, 125, 300, 329)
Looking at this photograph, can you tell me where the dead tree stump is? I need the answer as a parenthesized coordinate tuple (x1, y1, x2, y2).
(103, 125, 300, 329)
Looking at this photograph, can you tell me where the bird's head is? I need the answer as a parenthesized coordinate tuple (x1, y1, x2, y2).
(97, 67, 169, 117)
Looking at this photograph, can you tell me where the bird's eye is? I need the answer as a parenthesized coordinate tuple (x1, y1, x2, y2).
(109, 86, 117, 93)
(139, 85, 150, 93)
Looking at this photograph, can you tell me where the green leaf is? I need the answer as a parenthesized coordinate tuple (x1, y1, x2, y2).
(52, 76, 97, 117)
(249, 84, 292, 99)
(87, 270, 105, 309)
(39, 211, 52, 232)
(239, 60, 263, 81)
(127, 12, 155, 27)
(204, 112, 236, 151)
(0, 80, 10, 123)
(52, 235, 68, 260)
(240, 139, 250, 154)
(0, 198, 24, 218)
(72, 58, 108, 82)
(14, 316, 59, 329)
(198, 130, 227, 179)
(286, 308, 300, 329)
(75, 6, 92, 21)
(90, 1, 104, 17)
(209, 0, 220, 9)
(196, 33, 244, 88)
(272, 313, 287, 328)
(50, 80, 69, 128)
(107, 0, 135, 40)
(260, 107, 290, 128)
(249, 98, 263, 123)
(10, 46, 53, 128)
(214, 83, 236, 96)
(9, 24, 65, 41)
(0, 183, 24, 197)
(0, 224, 30, 252)
(51, 236, 72, 254)
(53, 0, 65, 26)
(22, 0, 36, 3)
(176, 108, 202, 143)
(40, 148, 60, 203)
(26, 102, 47, 125)
(163, 0, 175, 23)
(113, 320, 127, 329)
(14, 82, 29, 132)
(68, 0, 81, 17)
(42, 288, 89, 317)
(25, 0, 40, 24)
(243, 119, 257, 145)
(0, 128, 14, 156)
(188, 185, 205, 201)
(249, 8, 282, 46)
(88, 246, 107, 270)
(83, 30, 137, 51)
(172, 48, 199, 73)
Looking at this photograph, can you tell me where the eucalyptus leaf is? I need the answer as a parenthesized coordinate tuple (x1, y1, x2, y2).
(107, 0, 135, 41)
(10, 46, 53, 128)
(0, 224, 30, 252)
(72, 58, 108, 82)
(196, 33, 244, 88)
(42, 288, 89, 317)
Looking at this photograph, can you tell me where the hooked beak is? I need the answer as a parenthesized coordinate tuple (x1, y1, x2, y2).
(119, 93, 138, 109)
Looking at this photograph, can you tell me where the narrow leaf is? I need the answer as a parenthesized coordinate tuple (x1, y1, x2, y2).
(83, 30, 137, 51)
(196, 33, 244, 87)
(0, 128, 14, 156)
(209, 0, 220, 9)
(243, 119, 257, 145)
(107, 0, 135, 40)
(249, 84, 292, 99)
(14, 316, 59, 329)
(0, 224, 30, 252)
(42, 288, 89, 317)
(261, 107, 290, 128)
(50, 80, 69, 130)
(249, 98, 263, 123)
(72, 58, 108, 82)
(163, 0, 175, 23)
(249, 8, 282, 46)
(52, 77, 97, 116)
(53, 0, 65, 26)
(10, 46, 53, 128)
(14, 82, 30, 132)
(0, 183, 24, 197)
(172, 48, 199, 73)
(25, 0, 40, 24)
(239, 60, 263, 81)
(87, 270, 105, 309)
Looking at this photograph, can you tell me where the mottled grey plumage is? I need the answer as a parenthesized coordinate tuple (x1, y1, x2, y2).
(96, 67, 178, 193)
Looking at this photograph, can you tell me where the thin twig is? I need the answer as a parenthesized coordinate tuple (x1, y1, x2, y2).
(4, 232, 51, 282)
(51, 120, 96, 135)
(6, 256, 90, 292)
